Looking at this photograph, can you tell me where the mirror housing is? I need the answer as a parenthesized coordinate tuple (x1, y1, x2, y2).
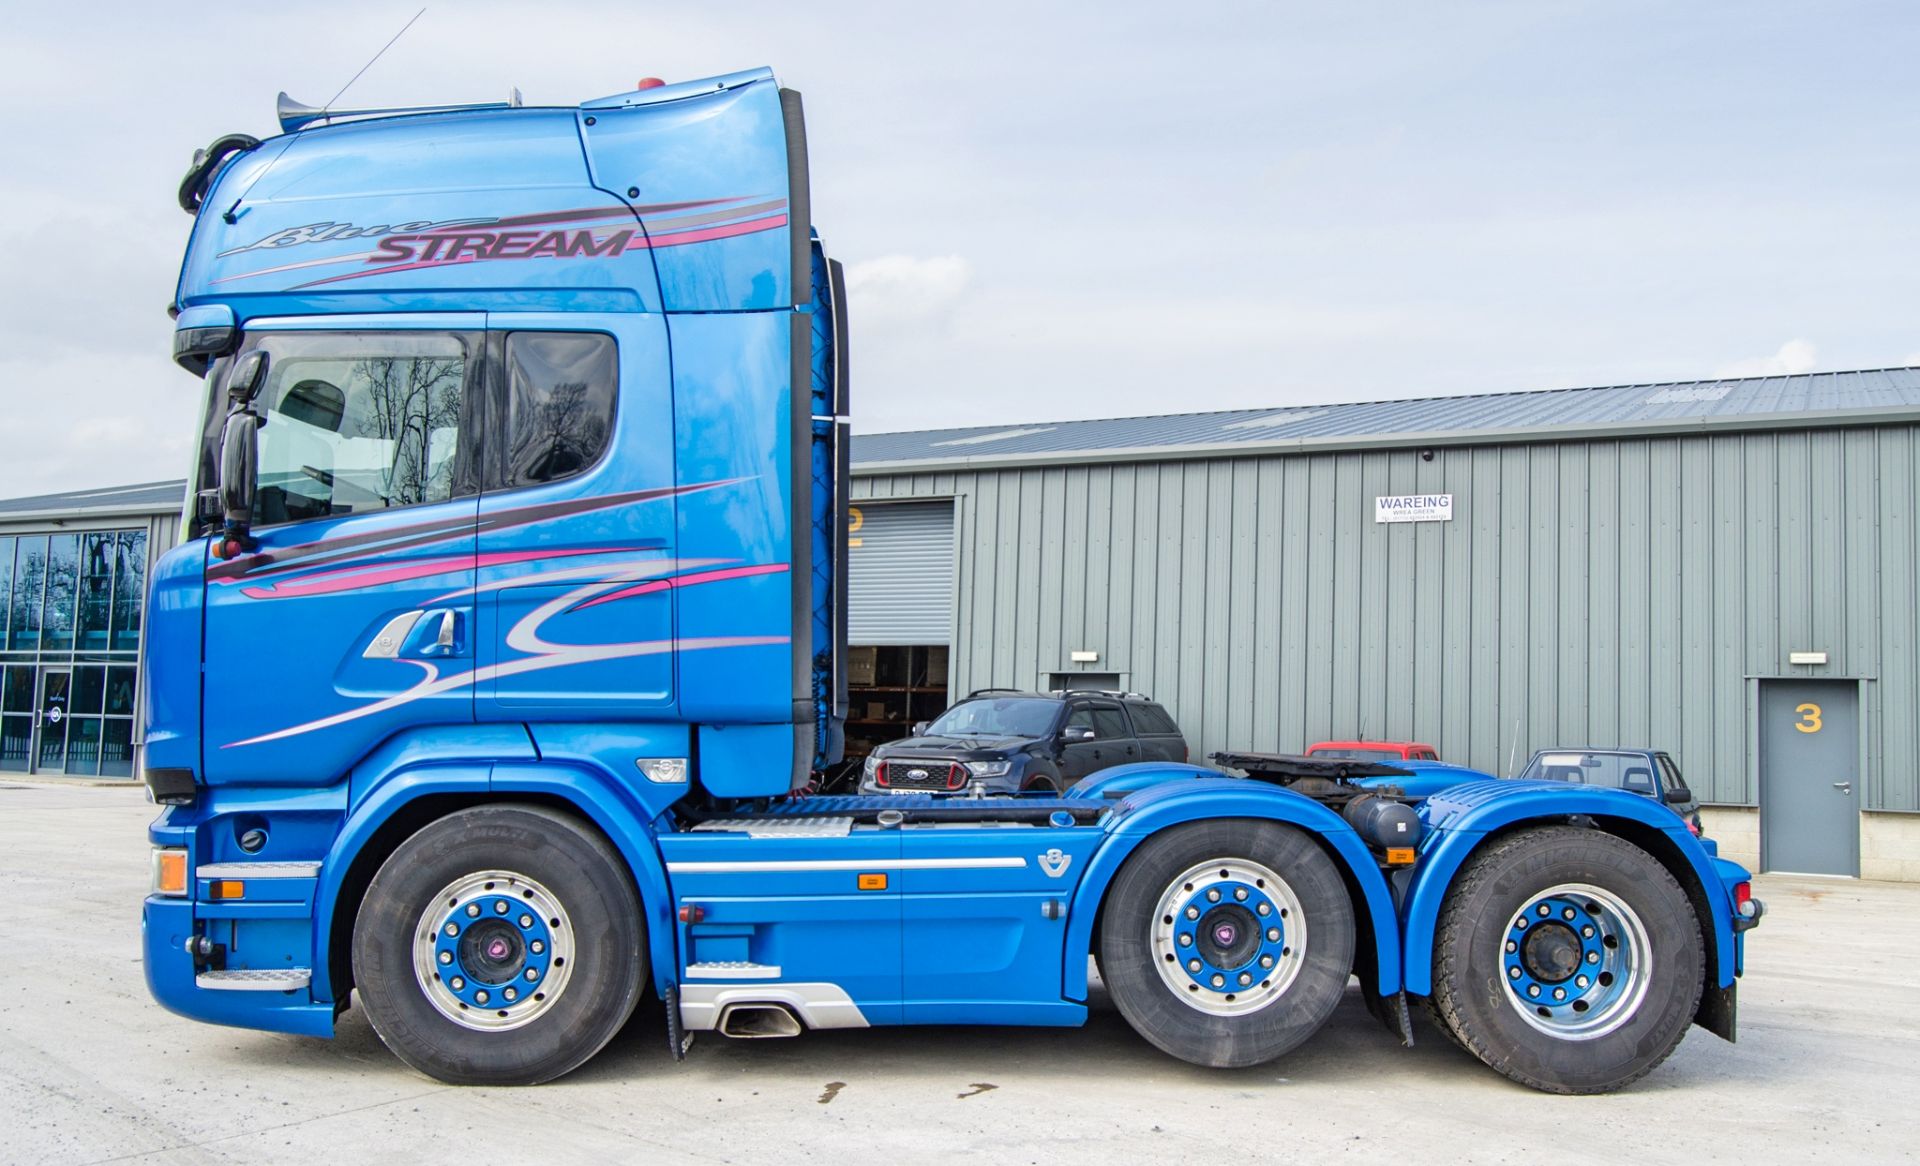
(911, 721, 930, 737)
(217, 411, 259, 551)
(226, 349, 269, 404)
(1663, 786, 1694, 805)
(1063, 726, 1097, 742)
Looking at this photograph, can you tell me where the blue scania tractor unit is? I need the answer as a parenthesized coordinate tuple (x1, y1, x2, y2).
(141, 67, 1762, 1094)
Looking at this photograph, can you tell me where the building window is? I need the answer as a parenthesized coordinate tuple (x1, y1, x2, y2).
(0, 525, 149, 777)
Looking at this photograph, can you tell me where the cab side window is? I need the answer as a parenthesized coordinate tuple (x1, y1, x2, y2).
(499, 332, 618, 487)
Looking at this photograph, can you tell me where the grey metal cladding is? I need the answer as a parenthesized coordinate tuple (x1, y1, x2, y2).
(854, 424, 1920, 813)
(845, 499, 955, 646)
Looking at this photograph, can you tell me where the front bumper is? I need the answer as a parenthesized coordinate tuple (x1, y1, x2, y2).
(143, 894, 335, 1038)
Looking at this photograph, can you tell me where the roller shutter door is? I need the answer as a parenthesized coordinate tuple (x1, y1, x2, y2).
(847, 500, 954, 645)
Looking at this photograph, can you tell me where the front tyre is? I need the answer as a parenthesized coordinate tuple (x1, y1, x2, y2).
(353, 804, 645, 1085)
(1429, 826, 1704, 1094)
(1098, 820, 1355, 1068)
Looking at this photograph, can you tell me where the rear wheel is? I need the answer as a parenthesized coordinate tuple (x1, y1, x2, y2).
(1098, 820, 1354, 1068)
(352, 804, 645, 1085)
(1429, 826, 1704, 1094)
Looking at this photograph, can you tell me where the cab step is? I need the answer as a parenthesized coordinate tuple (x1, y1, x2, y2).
(684, 962, 783, 980)
(195, 968, 312, 991)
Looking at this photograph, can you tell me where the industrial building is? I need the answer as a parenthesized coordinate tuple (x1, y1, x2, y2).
(5, 367, 1917, 879)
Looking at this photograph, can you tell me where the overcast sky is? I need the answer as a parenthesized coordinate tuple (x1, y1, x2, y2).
(2, 2, 1915, 499)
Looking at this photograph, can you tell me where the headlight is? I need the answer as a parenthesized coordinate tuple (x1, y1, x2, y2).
(965, 760, 1013, 778)
(863, 754, 879, 779)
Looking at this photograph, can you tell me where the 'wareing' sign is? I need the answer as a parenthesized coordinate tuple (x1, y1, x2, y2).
(1375, 494, 1453, 523)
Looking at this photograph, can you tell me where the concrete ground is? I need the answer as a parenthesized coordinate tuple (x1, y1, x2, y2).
(3, 781, 1915, 1166)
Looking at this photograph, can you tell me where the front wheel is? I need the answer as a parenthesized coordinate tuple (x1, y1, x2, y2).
(1429, 826, 1705, 1094)
(352, 804, 646, 1085)
(1098, 820, 1355, 1068)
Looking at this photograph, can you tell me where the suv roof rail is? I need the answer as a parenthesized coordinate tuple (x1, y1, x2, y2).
(1048, 688, 1154, 702)
(967, 687, 1027, 698)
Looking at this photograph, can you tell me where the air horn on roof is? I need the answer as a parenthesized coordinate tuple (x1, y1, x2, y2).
(276, 88, 523, 132)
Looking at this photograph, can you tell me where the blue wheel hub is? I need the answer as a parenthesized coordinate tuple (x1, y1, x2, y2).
(412, 870, 575, 1031)
(1500, 882, 1650, 1039)
(1150, 858, 1307, 1016)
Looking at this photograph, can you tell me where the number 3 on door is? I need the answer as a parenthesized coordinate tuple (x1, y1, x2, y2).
(1794, 702, 1823, 734)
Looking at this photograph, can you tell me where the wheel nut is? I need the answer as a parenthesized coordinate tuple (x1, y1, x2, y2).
(1234, 887, 1248, 901)
(1188, 959, 1202, 973)
(444, 922, 459, 937)
(1527, 984, 1540, 997)
(475, 990, 489, 1004)
(1562, 907, 1576, 921)
(466, 903, 481, 918)
(1509, 966, 1522, 979)
(1207, 889, 1220, 902)
(450, 977, 465, 991)
(519, 914, 533, 929)
(1260, 955, 1274, 969)
(1505, 940, 1517, 953)
(495, 900, 510, 914)
(1536, 904, 1550, 917)
(530, 940, 545, 954)
(438, 951, 452, 966)
(1178, 933, 1193, 947)
(1257, 903, 1270, 916)
(504, 988, 517, 1001)
(1582, 925, 1595, 938)
(1576, 975, 1589, 989)
(525, 968, 539, 981)
(1210, 974, 1225, 988)
(1586, 951, 1600, 964)
(1186, 906, 1200, 920)
(1553, 988, 1566, 1001)
(1266, 928, 1280, 942)
(1238, 973, 1252, 986)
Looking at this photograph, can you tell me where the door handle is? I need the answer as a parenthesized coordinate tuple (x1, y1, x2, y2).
(1833, 781, 1852, 794)
(436, 610, 456, 650)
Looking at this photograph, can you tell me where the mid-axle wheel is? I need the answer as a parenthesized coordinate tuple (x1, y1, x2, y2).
(1100, 820, 1354, 1068)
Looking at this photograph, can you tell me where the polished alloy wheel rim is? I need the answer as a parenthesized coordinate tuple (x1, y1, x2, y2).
(1149, 857, 1305, 1016)
(412, 869, 575, 1031)
(1499, 881, 1651, 1040)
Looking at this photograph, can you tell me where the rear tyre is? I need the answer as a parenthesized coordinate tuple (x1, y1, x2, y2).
(1098, 820, 1354, 1068)
(1429, 826, 1704, 1094)
(352, 804, 645, 1085)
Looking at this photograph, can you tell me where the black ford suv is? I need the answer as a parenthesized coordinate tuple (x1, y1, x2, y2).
(858, 689, 1190, 795)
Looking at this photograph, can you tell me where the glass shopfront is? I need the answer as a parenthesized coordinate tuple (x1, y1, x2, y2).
(0, 528, 146, 777)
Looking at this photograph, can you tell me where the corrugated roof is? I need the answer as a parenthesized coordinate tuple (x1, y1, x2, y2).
(0, 480, 184, 519)
(850, 366, 1920, 471)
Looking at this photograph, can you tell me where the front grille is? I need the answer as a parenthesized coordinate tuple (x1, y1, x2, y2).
(879, 760, 963, 790)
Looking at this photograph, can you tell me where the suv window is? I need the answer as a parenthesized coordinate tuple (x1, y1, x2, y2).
(500, 332, 618, 487)
(1129, 703, 1180, 735)
(237, 331, 476, 526)
(1066, 704, 1128, 739)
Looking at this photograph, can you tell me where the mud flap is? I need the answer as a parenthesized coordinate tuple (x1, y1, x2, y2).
(1362, 985, 1415, 1048)
(1696, 979, 1737, 1042)
(665, 983, 693, 1061)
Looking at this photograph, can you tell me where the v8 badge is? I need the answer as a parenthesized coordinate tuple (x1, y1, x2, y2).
(1039, 847, 1072, 878)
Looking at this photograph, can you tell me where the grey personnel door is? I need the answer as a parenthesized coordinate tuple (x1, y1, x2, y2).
(1759, 679, 1860, 876)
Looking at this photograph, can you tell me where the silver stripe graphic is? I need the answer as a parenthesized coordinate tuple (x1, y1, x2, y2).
(666, 857, 1028, 874)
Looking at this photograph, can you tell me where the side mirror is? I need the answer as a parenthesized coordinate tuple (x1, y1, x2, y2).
(226, 349, 269, 404)
(1663, 786, 1694, 805)
(911, 721, 930, 737)
(1063, 726, 1096, 742)
(217, 411, 259, 550)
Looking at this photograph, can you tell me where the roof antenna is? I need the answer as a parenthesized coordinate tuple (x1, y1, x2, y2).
(221, 7, 428, 224)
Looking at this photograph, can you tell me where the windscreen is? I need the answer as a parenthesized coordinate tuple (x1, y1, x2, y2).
(1311, 747, 1404, 762)
(1522, 752, 1661, 795)
(927, 698, 1058, 739)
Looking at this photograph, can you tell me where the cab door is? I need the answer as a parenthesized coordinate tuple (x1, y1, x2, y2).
(199, 318, 482, 784)
(472, 313, 678, 719)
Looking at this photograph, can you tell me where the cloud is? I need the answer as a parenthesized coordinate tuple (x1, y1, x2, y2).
(843, 255, 971, 323)
(1714, 339, 1819, 379)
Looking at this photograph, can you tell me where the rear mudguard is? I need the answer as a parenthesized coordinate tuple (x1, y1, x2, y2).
(1063, 770, 1401, 999)
(1400, 780, 1746, 996)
